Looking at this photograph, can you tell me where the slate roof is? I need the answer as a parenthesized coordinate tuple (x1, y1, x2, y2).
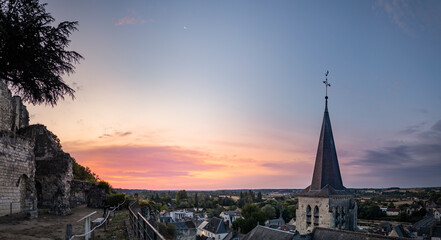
(312, 227, 412, 240)
(171, 221, 196, 230)
(412, 216, 436, 229)
(299, 98, 352, 197)
(222, 211, 241, 216)
(267, 217, 285, 227)
(242, 225, 295, 240)
(202, 217, 228, 234)
(390, 225, 412, 238)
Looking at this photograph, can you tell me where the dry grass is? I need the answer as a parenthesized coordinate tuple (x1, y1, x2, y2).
(94, 210, 130, 240)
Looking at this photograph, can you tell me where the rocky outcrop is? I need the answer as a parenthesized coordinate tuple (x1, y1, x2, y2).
(19, 125, 73, 216)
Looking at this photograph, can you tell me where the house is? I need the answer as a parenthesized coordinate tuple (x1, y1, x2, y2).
(433, 208, 441, 223)
(378, 222, 393, 235)
(265, 216, 285, 229)
(385, 208, 400, 216)
(160, 210, 170, 217)
(171, 221, 197, 240)
(197, 217, 230, 240)
(388, 225, 412, 238)
(159, 216, 173, 223)
(242, 225, 295, 240)
(410, 216, 437, 238)
(222, 231, 243, 240)
(170, 209, 194, 222)
(220, 211, 242, 228)
(407, 201, 423, 215)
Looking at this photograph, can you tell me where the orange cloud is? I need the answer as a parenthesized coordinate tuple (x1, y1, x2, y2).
(71, 145, 229, 189)
(69, 142, 316, 190)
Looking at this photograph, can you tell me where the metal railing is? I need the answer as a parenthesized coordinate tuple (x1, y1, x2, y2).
(67, 199, 126, 240)
(128, 201, 166, 240)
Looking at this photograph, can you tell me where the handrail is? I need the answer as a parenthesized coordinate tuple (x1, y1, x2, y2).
(68, 199, 126, 240)
(128, 201, 166, 240)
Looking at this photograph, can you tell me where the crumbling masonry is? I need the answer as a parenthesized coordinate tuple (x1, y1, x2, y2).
(0, 80, 77, 216)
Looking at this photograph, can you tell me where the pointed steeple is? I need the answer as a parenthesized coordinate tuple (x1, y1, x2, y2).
(310, 96, 344, 190)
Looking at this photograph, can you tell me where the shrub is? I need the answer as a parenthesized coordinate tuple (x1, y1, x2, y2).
(107, 193, 126, 207)
(97, 180, 112, 194)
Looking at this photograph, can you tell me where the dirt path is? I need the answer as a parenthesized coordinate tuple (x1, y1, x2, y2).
(0, 205, 105, 240)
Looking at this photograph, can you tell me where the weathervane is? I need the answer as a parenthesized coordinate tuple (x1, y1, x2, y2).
(323, 70, 331, 98)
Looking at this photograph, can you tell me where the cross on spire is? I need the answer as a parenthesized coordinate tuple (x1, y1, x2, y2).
(323, 70, 331, 98)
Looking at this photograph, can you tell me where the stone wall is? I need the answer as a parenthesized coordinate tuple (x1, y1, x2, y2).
(0, 133, 36, 216)
(0, 80, 29, 132)
(1, 81, 106, 217)
(70, 180, 107, 208)
(0, 81, 13, 131)
(19, 125, 73, 216)
(296, 196, 357, 235)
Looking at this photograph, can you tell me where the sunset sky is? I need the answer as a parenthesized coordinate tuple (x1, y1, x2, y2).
(27, 0, 441, 190)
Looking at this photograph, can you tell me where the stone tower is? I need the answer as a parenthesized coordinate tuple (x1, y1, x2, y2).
(296, 96, 357, 235)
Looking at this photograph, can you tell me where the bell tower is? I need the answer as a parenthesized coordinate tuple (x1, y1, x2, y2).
(295, 72, 357, 234)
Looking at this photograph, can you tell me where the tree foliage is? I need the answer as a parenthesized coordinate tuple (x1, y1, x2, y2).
(157, 222, 176, 239)
(176, 190, 188, 203)
(107, 193, 126, 207)
(233, 204, 267, 234)
(72, 158, 99, 182)
(0, 0, 83, 105)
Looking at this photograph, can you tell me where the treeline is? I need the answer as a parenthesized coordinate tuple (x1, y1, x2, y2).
(135, 189, 298, 234)
(357, 199, 427, 223)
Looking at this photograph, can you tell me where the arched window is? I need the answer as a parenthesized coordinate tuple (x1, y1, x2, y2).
(306, 205, 311, 227)
(314, 206, 319, 226)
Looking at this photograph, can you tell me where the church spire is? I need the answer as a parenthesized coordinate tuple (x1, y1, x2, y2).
(310, 72, 344, 191)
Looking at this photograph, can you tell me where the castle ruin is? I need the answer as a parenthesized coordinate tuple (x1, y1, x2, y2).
(0, 80, 104, 217)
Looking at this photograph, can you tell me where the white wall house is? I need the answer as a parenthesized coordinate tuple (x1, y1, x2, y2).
(170, 209, 194, 222)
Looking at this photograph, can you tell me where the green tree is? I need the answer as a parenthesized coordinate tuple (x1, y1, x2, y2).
(0, 0, 83, 105)
(157, 222, 176, 239)
(282, 205, 297, 222)
(176, 190, 188, 203)
(72, 158, 99, 182)
(262, 204, 276, 219)
(257, 192, 262, 202)
(194, 193, 199, 209)
(234, 204, 267, 234)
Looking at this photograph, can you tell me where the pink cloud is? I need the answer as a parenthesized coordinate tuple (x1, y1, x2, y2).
(115, 9, 154, 26)
(70, 145, 229, 189)
(115, 17, 137, 26)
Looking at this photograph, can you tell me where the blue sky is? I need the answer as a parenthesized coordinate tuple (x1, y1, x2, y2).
(28, 0, 441, 189)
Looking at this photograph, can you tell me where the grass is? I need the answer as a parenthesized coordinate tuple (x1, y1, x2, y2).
(95, 209, 130, 240)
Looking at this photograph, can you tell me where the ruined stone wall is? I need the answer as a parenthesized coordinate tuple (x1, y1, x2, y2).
(12, 96, 29, 130)
(0, 133, 36, 216)
(0, 80, 14, 131)
(0, 80, 29, 132)
(19, 125, 73, 216)
(70, 180, 106, 208)
(70, 180, 92, 207)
